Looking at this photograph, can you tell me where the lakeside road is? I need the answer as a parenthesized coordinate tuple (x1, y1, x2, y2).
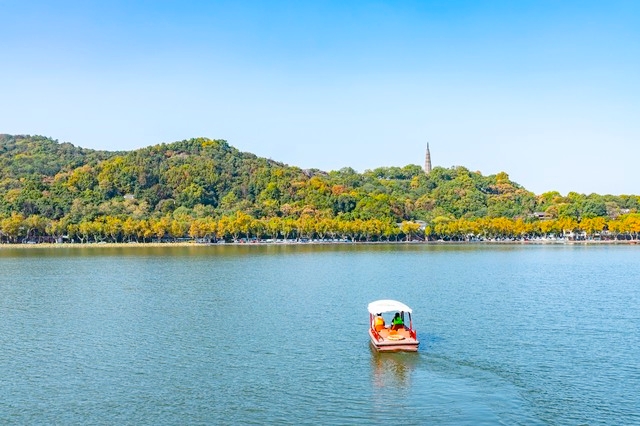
(1, 239, 638, 249)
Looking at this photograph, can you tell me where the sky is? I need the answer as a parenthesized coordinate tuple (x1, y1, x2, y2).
(1, 0, 639, 196)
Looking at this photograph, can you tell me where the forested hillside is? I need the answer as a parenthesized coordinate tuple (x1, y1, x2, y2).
(1, 134, 639, 243)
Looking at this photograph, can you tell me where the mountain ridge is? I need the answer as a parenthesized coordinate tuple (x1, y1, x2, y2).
(0, 134, 637, 225)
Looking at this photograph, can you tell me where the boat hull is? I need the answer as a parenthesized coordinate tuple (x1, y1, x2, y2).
(368, 329, 419, 352)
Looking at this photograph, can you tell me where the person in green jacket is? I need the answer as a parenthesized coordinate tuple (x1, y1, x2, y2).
(391, 312, 404, 330)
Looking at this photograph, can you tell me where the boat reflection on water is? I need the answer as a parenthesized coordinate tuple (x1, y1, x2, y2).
(369, 343, 419, 389)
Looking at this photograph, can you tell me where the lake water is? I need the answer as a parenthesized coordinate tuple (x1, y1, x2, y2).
(0, 243, 638, 425)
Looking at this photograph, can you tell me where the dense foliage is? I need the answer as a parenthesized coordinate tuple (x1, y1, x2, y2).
(1, 134, 639, 243)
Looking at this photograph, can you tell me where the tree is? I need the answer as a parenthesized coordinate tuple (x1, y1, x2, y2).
(23, 214, 48, 241)
(188, 219, 207, 240)
(103, 216, 123, 242)
(169, 218, 189, 240)
(217, 216, 231, 241)
(122, 217, 138, 242)
(252, 218, 267, 241)
(296, 215, 314, 239)
(266, 217, 281, 240)
(400, 221, 421, 241)
(281, 218, 295, 240)
(1, 213, 25, 243)
(46, 219, 66, 242)
(582, 198, 607, 218)
(232, 211, 252, 240)
(621, 214, 640, 240)
(150, 217, 170, 242)
(139, 220, 154, 242)
(579, 217, 606, 239)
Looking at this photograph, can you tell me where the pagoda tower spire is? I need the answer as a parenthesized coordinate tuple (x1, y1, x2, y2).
(424, 143, 432, 174)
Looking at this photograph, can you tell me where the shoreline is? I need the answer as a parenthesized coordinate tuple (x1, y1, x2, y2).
(1, 239, 638, 249)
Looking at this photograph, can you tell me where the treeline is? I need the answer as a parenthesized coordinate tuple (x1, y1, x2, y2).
(3, 212, 640, 244)
(1, 134, 639, 244)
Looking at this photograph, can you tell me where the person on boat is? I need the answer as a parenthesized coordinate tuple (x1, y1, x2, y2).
(391, 312, 404, 330)
(374, 313, 386, 331)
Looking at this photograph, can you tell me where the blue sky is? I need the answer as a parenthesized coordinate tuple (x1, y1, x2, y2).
(2, 0, 638, 195)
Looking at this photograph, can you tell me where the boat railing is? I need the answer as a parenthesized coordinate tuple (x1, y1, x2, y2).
(371, 328, 383, 341)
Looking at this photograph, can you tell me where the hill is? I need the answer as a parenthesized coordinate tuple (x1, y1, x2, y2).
(1, 134, 639, 243)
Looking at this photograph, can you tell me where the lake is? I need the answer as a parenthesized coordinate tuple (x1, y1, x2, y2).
(0, 243, 638, 425)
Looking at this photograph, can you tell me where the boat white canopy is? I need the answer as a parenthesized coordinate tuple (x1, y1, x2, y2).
(368, 300, 413, 315)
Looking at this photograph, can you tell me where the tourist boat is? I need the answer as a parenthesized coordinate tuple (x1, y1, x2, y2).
(368, 300, 419, 352)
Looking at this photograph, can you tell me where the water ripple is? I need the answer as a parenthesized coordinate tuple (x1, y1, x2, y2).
(0, 244, 638, 424)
